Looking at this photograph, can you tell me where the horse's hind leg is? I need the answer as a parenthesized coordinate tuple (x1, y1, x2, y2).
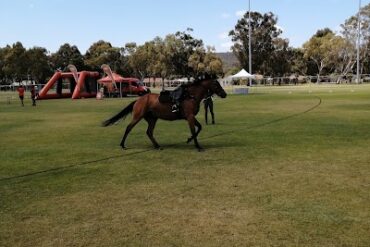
(120, 118, 141, 149)
(145, 116, 161, 149)
(120, 107, 145, 149)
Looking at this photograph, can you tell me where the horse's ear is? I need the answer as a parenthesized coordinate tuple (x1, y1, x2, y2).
(204, 73, 217, 80)
(204, 73, 213, 80)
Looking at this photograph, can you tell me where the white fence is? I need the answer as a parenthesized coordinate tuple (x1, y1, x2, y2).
(251, 74, 370, 86)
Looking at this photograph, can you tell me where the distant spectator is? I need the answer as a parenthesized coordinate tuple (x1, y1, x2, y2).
(17, 85, 25, 106)
(30, 85, 36, 106)
(35, 85, 39, 98)
(204, 90, 215, 125)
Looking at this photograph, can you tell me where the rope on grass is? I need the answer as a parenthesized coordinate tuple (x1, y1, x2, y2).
(0, 96, 322, 183)
(202, 95, 322, 140)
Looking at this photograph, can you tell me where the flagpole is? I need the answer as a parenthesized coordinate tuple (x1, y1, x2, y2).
(248, 0, 252, 86)
(356, 0, 361, 83)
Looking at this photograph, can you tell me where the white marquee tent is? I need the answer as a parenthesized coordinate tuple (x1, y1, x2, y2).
(231, 69, 254, 79)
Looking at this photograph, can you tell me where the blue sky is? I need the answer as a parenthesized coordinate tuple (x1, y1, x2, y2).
(0, 0, 369, 53)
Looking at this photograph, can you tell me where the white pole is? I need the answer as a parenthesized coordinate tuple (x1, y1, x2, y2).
(357, 0, 361, 83)
(248, 0, 252, 86)
(120, 82, 122, 98)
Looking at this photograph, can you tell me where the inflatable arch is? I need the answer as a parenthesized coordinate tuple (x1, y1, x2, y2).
(38, 71, 100, 100)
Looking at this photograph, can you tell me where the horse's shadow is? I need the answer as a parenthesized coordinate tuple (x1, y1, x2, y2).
(137, 136, 239, 151)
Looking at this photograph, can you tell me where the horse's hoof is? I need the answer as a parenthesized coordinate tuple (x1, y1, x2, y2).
(197, 148, 205, 152)
(155, 146, 163, 150)
(120, 145, 127, 150)
(186, 138, 192, 144)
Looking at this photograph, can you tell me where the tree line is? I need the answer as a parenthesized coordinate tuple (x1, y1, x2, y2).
(0, 29, 223, 85)
(1, 3, 370, 85)
(229, 3, 370, 82)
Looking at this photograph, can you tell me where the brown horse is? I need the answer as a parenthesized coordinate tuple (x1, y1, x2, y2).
(102, 78, 227, 151)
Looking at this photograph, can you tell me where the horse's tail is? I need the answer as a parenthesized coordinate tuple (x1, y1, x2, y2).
(102, 101, 136, 127)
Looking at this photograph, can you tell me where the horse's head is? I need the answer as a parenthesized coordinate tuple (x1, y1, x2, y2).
(206, 79, 227, 98)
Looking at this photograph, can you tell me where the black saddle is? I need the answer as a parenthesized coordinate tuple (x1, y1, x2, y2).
(158, 86, 189, 104)
(158, 90, 172, 103)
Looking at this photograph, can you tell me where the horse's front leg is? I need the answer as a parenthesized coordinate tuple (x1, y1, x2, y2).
(186, 115, 204, 152)
(187, 118, 202, 144)
(145, 116, 162, 150)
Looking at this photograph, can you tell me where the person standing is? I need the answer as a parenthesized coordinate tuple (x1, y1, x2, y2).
(30, 85, 36, 106)
(204, 90, 215, 124)
(17, 85, 25, 106)
(35, 85, 39, 98)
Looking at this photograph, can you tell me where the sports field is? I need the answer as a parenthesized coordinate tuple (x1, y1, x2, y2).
(1, 84, 370, 246)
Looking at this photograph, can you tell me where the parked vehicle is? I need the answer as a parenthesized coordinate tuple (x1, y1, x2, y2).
(121, 81, 151, 96)
(104, 81, 150, 97)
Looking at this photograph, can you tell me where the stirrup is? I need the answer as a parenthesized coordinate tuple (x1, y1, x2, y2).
(172, 105, 178, 113)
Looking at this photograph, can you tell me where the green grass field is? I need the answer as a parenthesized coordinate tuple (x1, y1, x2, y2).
(1, 85, 370, 246)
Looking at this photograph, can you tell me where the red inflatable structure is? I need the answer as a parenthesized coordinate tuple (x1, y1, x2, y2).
(38, 71, 100, 100)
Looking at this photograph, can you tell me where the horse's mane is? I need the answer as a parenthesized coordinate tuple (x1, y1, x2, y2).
(185, 75, 217, 88)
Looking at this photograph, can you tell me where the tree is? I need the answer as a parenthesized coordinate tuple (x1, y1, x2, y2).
(269, 38, 291, 76)
(188, 47, 223, 78)
(50, 43, 84, 71)
(172, 29, 204, 77)
(119, 43, 136, 76)
(0, 46, 11, 84)
(127, 31, 219, 81)
(330, 36, 356, 82)
(26, 47, 53, 83)
(147, 29, 206, 80)
(2, 42, 28, 81)
(341, 3, 370, 74)
(126, 41, 155, 79)
(303, 29, 336, 82)
(153, 28, 223, 79)
(289, 48, 308, 75)
(204, 49, 223, 77)
(188, 47, 207, 77)
(84, 40, 122, 72)
(229, 11, 282, 75)
(314, 28, 333, 38)
(156, 35, 176, 79)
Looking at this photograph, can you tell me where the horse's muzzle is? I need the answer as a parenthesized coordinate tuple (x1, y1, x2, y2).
(220, 92, 227, 98)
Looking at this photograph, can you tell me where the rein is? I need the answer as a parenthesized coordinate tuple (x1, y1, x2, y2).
(186, 80, 211, 101)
